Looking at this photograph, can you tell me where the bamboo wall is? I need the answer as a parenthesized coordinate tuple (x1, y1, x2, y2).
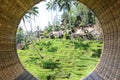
(0, 0, 119, 80)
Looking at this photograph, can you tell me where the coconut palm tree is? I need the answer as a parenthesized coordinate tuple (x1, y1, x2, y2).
(57, 0, 77, 28)
(46, 0, 54, 26)
(21, 6, 39, 46)
(46, 0, 59, 28)
(28, 6, 39, 16)
(22, 6, 39, 32)
(27, 6, 39, 31)
(20, 6, 43, 59)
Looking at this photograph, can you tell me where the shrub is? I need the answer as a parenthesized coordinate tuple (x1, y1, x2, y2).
(91, 49, 102, 57)
(41, 60, 61, 70)
(48, 46, 58, 52)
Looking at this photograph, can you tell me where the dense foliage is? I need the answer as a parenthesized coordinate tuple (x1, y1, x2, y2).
(46, 0, 96, 31)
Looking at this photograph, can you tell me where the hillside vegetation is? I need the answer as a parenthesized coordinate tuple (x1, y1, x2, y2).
(18, 39, 103, 80)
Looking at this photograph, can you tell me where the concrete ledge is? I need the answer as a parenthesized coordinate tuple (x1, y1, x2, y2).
(14, 70, 37, 80)
(83, 72, 103, 80)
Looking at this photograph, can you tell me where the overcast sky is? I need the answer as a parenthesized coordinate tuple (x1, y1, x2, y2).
(19, 0, 62, 31)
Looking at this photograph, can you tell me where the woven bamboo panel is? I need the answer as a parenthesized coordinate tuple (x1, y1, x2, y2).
(0, 0, 119, 80)
(0, 0, 41, 80)
(80, 0, 120, 80)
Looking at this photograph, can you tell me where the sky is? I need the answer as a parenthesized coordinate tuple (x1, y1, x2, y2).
(35, 1, 52, 30)
(19, 0, 62, 31)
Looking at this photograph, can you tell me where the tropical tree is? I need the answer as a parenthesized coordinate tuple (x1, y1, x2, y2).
(21, 6, 39, 33)
(46, 0, 59, 28)
(17, 6, 43, 58)
(58, 0, 77, 22)
(16, 27, 25, 44)
(27, 6, 39, 17)
(68, 2, 96, 26)
(88, 10, 96, 24)
(18, 6, 39, 49)
(76, 2, 96, 26)
(27, 6, 39, 31)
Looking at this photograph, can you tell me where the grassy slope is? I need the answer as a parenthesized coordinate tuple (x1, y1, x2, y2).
(18, 39, 103, 80)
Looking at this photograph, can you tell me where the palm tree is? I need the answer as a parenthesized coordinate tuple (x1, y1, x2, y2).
(27, 6, 39, 31)
(57, 0, 77, 28)
(21, 6, 39, 33)
(27, 6, 39, 16)
(46, 0, 54, 26)
(57, 0, 72, 12)
(21, 6, 39, 47)
(46, 0, 58, 26)
(20, 6, 43, 59)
